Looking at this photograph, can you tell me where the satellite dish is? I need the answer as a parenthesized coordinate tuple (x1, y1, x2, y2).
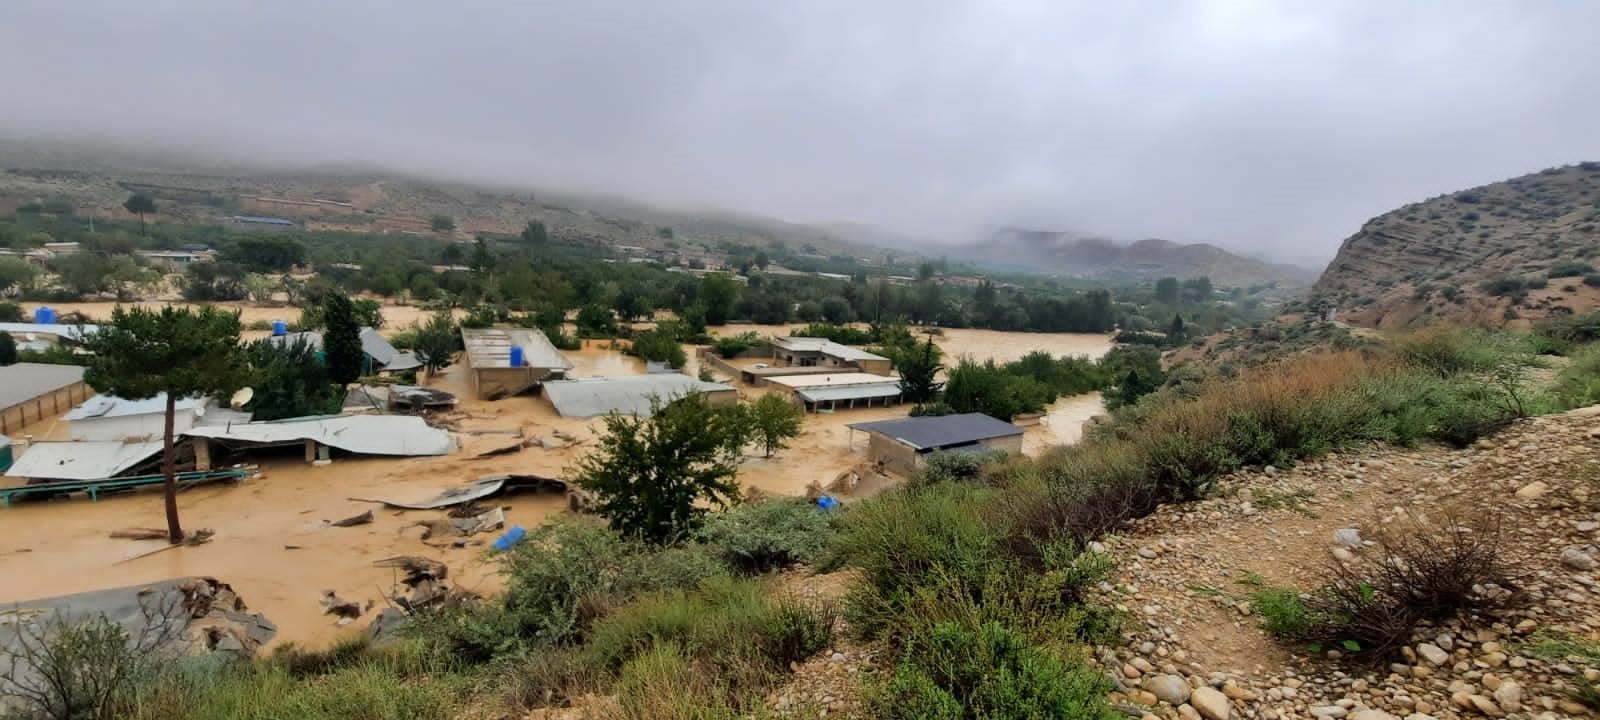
(230, 387, 255, 409)
(193, 405, 206, 417)
(24, 333, 37, 343)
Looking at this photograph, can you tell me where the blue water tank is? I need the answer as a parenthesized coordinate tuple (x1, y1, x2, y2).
(33, 306, 54, 324)
(816, 495, 840, 511)
(271, 320, 288, 336)
(492, 525, 527, 552)
(509, 345, 525, 367)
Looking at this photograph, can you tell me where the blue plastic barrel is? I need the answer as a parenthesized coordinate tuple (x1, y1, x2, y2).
(509, 345, 525, 367)
(33, 306, 54, 324)
(271, 320, 288, 336)
(491, 525, 527, 552)
(816, 495, 839, 511)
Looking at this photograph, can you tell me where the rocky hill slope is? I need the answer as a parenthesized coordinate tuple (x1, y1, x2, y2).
(768, 407, 1600, 720)
(1313, 163, 1600, 329)
(962, 228, 1315, 287)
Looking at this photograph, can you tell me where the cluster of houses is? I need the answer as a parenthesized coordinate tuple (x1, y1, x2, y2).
(0, 318, 1027, 501)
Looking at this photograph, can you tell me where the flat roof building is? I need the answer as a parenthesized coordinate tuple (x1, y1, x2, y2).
(848, 413, 1024, 475)
(461, 327, 574, 400)
(768, 336, 891, 376)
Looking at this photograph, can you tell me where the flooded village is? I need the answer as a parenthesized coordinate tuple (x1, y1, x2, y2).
(0, 301, 1112, 649)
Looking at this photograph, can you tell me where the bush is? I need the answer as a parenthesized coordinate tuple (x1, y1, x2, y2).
(710, 331, 762, 358)
(1586, 274, 1600, 288)
(625, 328, 687, 368)
(1549, 260, 1596, 278)
(1251, 587, 1311, 636)
(583, 577, 833, 686)
(1261, 513, 1521, 660)
(697, 499, 833, 573)
(0, 610, 171, 720)
(1553, 343, 1600, 409)
(410, 520, 725, 663)
(867, 621, 1119, 720)
(914, 449, 1009, 485)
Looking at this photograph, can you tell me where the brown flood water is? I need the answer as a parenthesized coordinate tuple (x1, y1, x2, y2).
(0, 315, 1110, 648)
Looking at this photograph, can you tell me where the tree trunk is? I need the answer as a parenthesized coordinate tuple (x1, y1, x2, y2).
(162, 393, 183, 544)
(138, 212, 146, 236)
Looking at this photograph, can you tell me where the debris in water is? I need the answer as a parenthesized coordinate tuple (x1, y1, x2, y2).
(110, 528, 171, 541)
(319, 590, 362, 620)
(329, 509, 375, 528)
(474, 440, 527, 458)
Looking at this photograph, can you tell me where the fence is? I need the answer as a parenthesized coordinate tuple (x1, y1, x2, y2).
(1, 381, 90, 434)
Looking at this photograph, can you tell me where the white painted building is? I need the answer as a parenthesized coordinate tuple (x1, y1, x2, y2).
(63, 393, 213, 442)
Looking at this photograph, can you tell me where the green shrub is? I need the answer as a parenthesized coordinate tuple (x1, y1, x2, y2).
(625, 328, 687, 368)
(711, 331, 763, 358)
(1252, 587, 1311, 636)
(697, 499, 833, 573)
(1549, 260, 1596, 278)
(410, 520, 724, 663)
(914, 449, 1009, 485)
(1553, 344, 1600, 409)
(584, 577, 833, 684)
(867, 621, 1119, 720)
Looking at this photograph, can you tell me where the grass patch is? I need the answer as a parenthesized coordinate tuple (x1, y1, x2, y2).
(1253, 489, 1316, 513)
(1521, 629, 1600, 665)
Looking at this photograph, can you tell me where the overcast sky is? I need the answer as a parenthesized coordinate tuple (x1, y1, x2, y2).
(3, 1, 1598, 263)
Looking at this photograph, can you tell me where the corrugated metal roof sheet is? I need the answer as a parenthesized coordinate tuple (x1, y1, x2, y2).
(63, 393, 206, 421)
(0, 322, 98, 342)
(461, 327, 574, 370)
(543, 375, 736, 418)
(182, 415, 453, 456)
(848, 413, 1023, 451)
(5, 440, 164, 481)
(796, 383, 904, 404)
(0, 363, 86, 410)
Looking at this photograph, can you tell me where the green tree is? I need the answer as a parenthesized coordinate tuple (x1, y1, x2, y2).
(898, 337, 944, 404)
(746, 393, 802, 457)
(0, 257, 35, 295)
(413, 309, 460, 375)
(1182, 276, 1214, 303)
(576, 303, 618, 337)
(1154, 277, 1180, 305)
(82, 306, 247, 543)
(122, 193, 157, 235)
(1168, 314, 1187, 344)
(322, 293, 364, 385)
(223, 236, 306, 273)
(0, 331, 15, 366)
(49, 254, 115, 297)
(430, 215, 456, 232)
(521, 220, 549, 245)
(699, 273, 741, 326)
(244, 336, 341, 421)
(573, 394, 745, 544)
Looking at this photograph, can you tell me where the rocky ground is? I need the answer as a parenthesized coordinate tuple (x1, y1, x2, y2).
(1095, 407, 1600, 720)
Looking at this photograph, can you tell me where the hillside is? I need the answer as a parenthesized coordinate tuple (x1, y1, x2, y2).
(1313, 162, 1600, 329)
(959, 228, 1315, 287)
(0, 139, 882, 264)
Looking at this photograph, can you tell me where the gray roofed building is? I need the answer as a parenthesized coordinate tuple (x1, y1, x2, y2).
(182, 415, 454, 458)
(847, 413, 1024, 475)
(543, 375, 737, 418)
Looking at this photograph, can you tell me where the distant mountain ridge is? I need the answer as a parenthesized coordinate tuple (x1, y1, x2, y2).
(1312, 162, 1600, 329)
(942, 228, 1316, 287)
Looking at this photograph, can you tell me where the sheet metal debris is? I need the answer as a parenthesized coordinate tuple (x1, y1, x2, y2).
(351, 474, 566, 510)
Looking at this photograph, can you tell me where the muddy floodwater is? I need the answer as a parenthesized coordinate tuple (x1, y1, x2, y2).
(0, 312, 1111, 648)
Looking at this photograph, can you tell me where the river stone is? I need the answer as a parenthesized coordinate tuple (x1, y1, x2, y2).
(1190, 686, 1231, 720)
(1333, 528, 1363, 549)
(1145, 674, 1191, 705)
(1561, 547, 1597, 571)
